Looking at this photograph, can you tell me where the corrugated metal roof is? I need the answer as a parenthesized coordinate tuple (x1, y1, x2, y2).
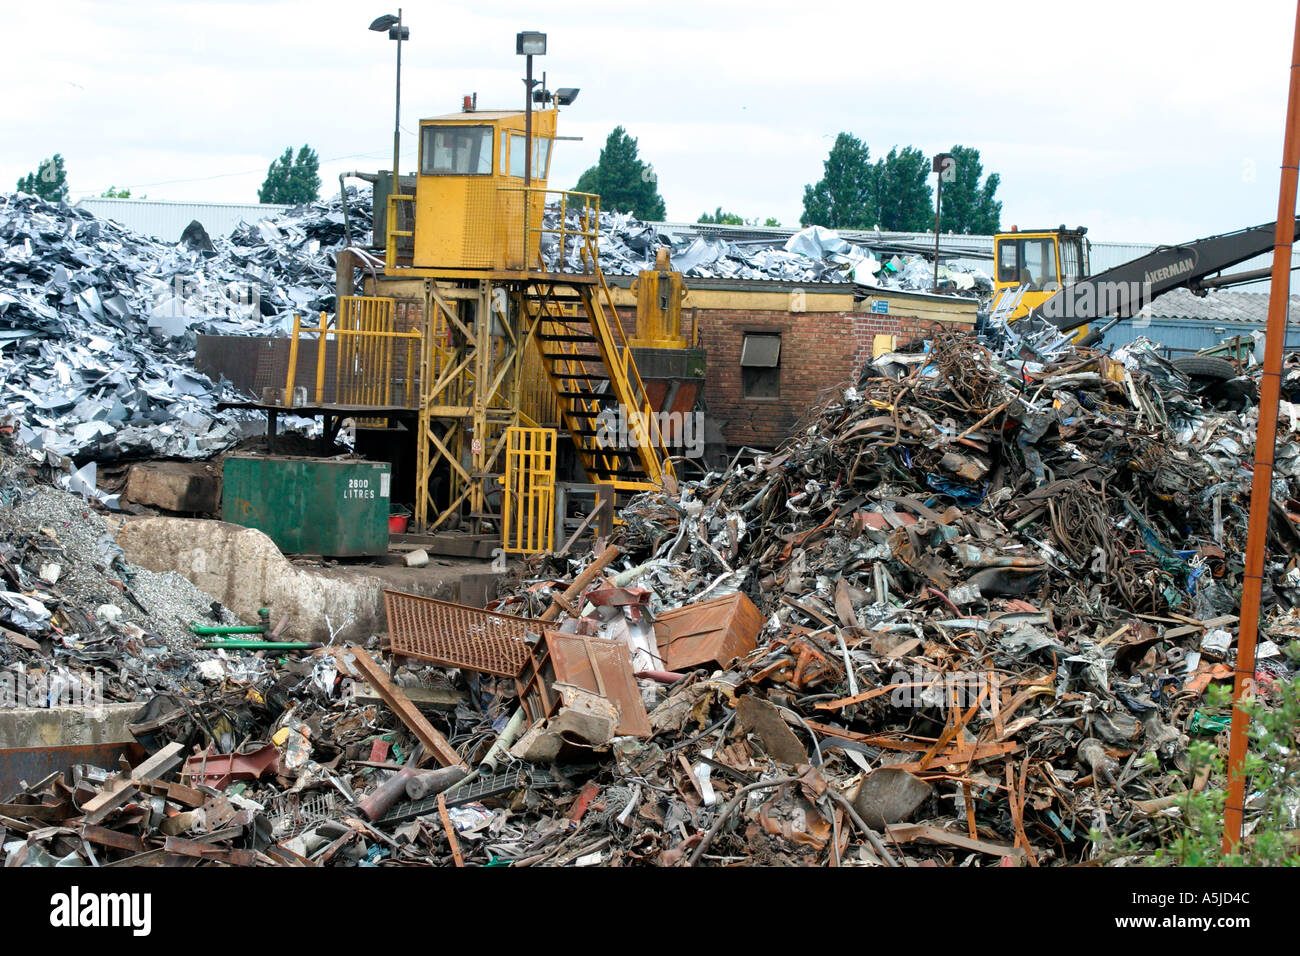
(1135, 287, 1300, 323)
(1102, 288, 1300, 353)
(74, 198, 291, 241)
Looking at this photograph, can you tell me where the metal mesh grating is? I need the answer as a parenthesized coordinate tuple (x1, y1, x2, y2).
(383, 590, 534, 677)
(269, 790, 341, 840)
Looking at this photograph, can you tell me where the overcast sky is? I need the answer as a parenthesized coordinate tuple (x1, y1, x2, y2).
(2, 0, 1296, 243)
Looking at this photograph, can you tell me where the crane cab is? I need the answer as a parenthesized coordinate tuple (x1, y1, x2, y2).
(409, 107, 557, 272)
(992, 226, 1089, 321)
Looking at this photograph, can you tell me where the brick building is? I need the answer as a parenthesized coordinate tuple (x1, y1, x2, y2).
(604, 278, 977, 449)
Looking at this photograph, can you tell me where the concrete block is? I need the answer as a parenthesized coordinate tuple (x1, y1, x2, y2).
(124, 461, 221, 513)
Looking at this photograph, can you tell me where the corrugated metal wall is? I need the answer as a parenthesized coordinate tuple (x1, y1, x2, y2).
(1100, 317, 1300, 353)
(74, 198, 290, 241)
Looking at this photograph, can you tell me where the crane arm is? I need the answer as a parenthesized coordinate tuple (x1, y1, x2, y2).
(1037, 219, 1300, 332)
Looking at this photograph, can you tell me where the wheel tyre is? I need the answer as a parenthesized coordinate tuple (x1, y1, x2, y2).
(1171, 355, 1237, 381)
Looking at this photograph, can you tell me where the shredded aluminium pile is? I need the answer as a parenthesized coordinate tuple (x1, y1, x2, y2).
(0, 190, 372, 462)
(0, 438, 220, 705)
(544, 209, 994, 293)
(1, 185, 981, 466)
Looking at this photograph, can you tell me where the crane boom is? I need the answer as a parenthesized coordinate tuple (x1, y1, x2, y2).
(1036, 219, 1300, 333)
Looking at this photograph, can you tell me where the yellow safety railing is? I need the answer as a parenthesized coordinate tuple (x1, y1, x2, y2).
(593, 271, 675, 486)
(501, 426, 556, 554)
(498, 187, 601, 274)
(284, 307, 422, 411)
(385, 193, 416, 270)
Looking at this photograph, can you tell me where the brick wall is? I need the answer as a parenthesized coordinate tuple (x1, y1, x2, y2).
(619, 307, 950, 449)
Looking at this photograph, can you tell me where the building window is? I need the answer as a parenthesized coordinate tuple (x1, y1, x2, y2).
(741, 333, 781, 399)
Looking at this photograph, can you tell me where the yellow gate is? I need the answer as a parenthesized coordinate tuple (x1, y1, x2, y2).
(336, 296, 401, 426)
(501, 427, 556, 554)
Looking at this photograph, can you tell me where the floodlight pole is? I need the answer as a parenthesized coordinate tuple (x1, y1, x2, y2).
(932, 153, 951, 292)
(393, 8, 403, 190)
(525, 53, 533, 193)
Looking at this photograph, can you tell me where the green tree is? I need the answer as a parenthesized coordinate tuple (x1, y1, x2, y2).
(801, 133, 876, 229)
(16, 154, 69, 202)
(101, 186, 131, 198)
(258, 144, 321, 204)
(875, 146, 933, 232)
(573, 127, 666, 220)
(698, 207, 744, 225)
(763, 217, 781, 227)
(938, 145, 1002, 234)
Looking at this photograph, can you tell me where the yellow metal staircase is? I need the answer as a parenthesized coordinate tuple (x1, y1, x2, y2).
(526, 272, 673, 491)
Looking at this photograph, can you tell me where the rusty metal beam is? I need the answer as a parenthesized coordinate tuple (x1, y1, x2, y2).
(1226, 0, 1300, 854)
(347, 647, 466, 770)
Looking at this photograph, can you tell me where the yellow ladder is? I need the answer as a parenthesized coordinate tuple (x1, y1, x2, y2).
(527, 273, 673, 492)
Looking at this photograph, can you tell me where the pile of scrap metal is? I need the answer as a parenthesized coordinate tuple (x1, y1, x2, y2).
(5, 330, 1298, 867)
(545, 208, 993, 295)
(367, 326, 1289, 866)
(0, 189, 373, 463)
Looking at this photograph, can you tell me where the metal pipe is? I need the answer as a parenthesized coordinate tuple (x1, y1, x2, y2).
(933, 174, 942, 291)
(1224, 0, 1300, 855)
(524, 52, 534, 269)
(480, 707, 527, 772)
(197, 641, 320, 650)
(338, 173, 351, 246)
(358, 766, 417, 821)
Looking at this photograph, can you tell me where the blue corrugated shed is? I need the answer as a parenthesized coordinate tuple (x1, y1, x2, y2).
(1100, 288, 1300, 353)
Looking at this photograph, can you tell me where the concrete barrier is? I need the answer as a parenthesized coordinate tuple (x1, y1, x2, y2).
(114, 517, 462, 642)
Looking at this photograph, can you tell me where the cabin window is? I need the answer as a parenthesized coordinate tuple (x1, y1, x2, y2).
(1059, 238, 1085, 285)
(421, 125, 493, 175)
(997, 241, 1018, 283)
(1021, 238, 1056, 288)
(507, 134, 552, 179)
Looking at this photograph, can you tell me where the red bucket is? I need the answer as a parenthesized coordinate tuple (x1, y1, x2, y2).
(388, 514, 409, 534)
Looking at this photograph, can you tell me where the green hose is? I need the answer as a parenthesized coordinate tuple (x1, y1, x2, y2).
(198, 640, 320, 650)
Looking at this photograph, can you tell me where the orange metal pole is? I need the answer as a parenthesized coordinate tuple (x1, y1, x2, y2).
(1224, 0, 1300, 853)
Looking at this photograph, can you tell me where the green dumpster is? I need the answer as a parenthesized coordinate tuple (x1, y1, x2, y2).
(221, 455, 391, 556)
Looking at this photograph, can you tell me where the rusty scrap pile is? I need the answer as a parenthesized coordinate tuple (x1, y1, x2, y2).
(5, 333, 1298, 867)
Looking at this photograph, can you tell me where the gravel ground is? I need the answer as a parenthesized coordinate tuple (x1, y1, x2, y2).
(5, 478, 223, 651)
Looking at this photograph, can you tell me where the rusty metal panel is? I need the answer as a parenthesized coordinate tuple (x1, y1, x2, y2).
(0, 742, 147, 796)
(384, 590, 533, 677)
(543, 632, 651, 738)
(653, 592, 763, 672)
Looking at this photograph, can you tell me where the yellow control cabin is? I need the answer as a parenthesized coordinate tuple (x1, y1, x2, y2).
(991, 226, 1090, 321)
(402, 107, 558, 272)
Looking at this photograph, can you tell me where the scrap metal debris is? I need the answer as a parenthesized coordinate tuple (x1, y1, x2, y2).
(0, 189, 372, 462)
(6, 329, 1297, 867)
